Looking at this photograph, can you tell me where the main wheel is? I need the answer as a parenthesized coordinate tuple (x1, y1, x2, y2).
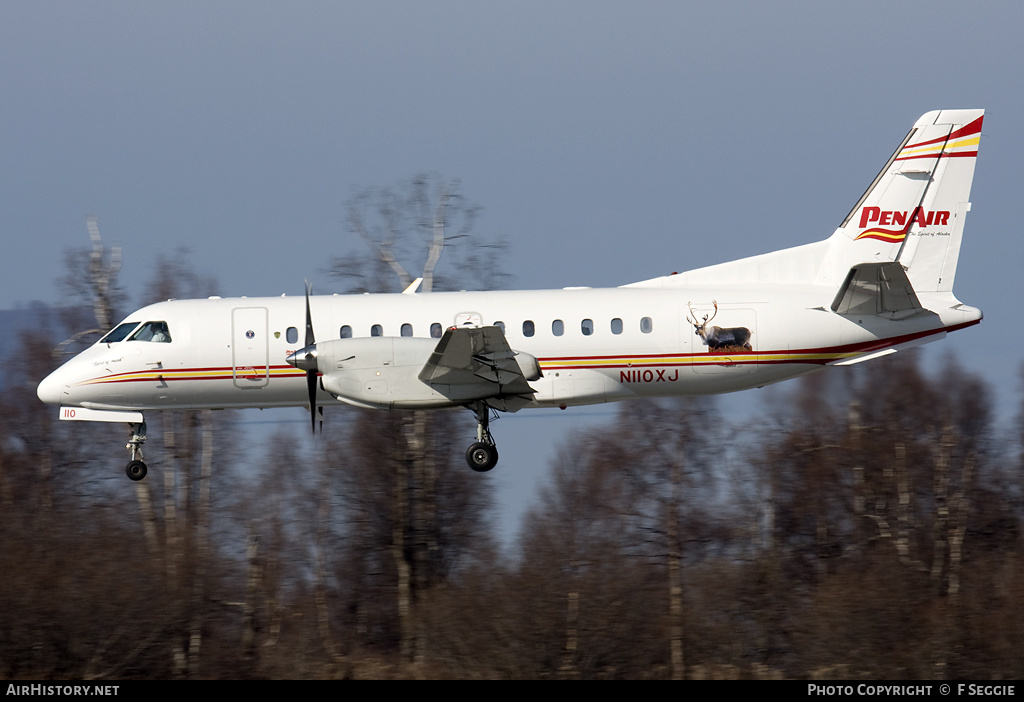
(466, 442, 498, 472)
(125, 460, 148, 481)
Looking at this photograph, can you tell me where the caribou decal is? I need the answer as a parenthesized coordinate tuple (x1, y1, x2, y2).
(687, 301, 753, 352)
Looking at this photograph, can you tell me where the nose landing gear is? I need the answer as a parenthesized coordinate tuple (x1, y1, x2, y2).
(126, 459, 147, 481)
(125, 422, 148, 481)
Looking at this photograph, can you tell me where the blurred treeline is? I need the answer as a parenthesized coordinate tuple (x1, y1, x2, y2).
(2, 312, 1022, 679)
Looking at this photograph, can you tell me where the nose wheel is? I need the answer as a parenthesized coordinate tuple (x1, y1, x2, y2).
(126, 460, 148, 481)
(124, 421, 148, 481)
(465, 402, 499, 472)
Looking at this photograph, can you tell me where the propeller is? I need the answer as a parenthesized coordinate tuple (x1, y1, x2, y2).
(285, 282, 322, 434)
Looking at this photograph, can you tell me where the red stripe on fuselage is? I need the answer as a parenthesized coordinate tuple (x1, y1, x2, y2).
(540, 319, 979, 370)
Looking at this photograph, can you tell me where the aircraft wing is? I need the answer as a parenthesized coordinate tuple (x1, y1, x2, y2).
(831, 262, 925, 319)
(418, 325, 537, 411)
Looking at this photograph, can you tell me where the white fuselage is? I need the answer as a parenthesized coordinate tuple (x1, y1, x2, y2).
(36, 281, 981, 414)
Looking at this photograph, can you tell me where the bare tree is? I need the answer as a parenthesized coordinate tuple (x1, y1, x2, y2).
(55, 216, 126, 355)
(508, 398, 724, 679)
(330, 173, 508, 294)
(136, 249, 224, 677)
(744, 353, 1001, 677)
(324, 173, 501, 665)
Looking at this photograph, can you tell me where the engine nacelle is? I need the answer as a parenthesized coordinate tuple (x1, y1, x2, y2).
(513, 351, 542, 381)
(312, 337, 446, 409)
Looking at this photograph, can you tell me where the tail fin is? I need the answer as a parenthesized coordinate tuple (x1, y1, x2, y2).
(830, 109, 983, 293)
(628, 110, 983, 293)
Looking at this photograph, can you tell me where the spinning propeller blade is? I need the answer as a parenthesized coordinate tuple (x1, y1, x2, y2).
(304, 282, 318, 434)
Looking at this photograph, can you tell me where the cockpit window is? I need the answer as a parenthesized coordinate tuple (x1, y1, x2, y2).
(129, 321, 172, 343)
(100, 322, 141, 344)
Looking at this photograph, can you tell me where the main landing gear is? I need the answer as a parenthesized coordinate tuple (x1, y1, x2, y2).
(125, 421, 148, 481)
(465, 401, 499, 472)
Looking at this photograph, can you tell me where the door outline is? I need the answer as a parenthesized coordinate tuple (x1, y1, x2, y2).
(232, 307, 270, 388)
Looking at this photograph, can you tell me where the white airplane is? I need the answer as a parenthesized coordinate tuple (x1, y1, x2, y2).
(38, 109, 985, 481)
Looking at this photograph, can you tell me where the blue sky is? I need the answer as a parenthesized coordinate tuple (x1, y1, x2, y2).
(4, 1, 1022, 541)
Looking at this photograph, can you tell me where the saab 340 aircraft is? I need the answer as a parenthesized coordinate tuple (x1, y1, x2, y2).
(38, 109, 985, 481)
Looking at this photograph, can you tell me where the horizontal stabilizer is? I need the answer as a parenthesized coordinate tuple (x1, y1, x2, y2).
(827, 330, 946, 367)
(829, 348, 898, 367)
(831, 262, 924, 319)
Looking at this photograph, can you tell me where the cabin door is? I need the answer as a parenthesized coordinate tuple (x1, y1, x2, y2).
(232, 307, 270, 388)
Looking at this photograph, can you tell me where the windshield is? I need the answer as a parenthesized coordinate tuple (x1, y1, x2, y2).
(100, 321, 141, 344)
(129, 321, 172, 343)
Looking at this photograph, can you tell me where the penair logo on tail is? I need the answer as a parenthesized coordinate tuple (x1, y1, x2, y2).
(855, 114, 982, 244)
(855, 207, 949, 243)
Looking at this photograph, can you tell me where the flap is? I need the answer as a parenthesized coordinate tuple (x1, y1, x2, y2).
(418, 325, 536, 399)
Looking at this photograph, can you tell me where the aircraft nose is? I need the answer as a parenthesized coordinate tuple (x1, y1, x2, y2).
(37, 368, 69, 406)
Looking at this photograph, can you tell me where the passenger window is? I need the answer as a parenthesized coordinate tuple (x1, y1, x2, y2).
(581, 319, 594, 336)
(371, 324, 383, 337)
(430, 322, 443, 338)
(640, 317, 654, 334)
(611, 318, 623, 335)
(102, 321, 141, 343)
(401, 323, 413, 337)
(130, 321, 172, 343)
(286, 327, 298, 344)
(552, 319, 564, 336)
(340, 325, 352, 338)
(494, 321, 506, 333)
(523, 320, 535, 337)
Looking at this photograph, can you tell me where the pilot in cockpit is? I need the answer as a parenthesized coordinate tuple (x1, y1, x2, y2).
(131, 321, 172, 343)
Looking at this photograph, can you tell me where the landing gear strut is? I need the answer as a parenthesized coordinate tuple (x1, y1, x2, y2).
(125, 421, 148, 481)
(465, 402, 499, 472)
